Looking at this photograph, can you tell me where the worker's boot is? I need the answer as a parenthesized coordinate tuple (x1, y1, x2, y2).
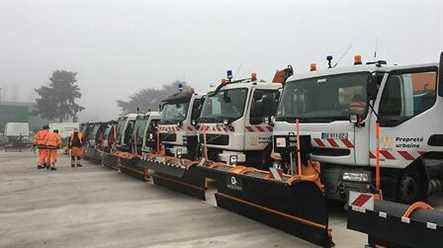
(77, 163, 82, 167)
(37, 165, 44, 169)
(71, 161, 75, 168)
(51, 167, 57, 171)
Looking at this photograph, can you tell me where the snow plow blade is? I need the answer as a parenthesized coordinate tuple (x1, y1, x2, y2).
(84, 147, 101, 163)
(103, 152, 120, 170)
(119, 156, 150, 181)
(348, 197, 443, 248)
(212, 167, 332, 248)
(146, 156, 207, 200)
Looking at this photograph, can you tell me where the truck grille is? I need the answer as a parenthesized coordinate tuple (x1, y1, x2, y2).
(200, 134, 229, 146)
(312, 147, 350, 156)
(160, 133, 176, 142)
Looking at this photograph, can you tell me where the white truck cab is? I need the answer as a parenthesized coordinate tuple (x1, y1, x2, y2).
(115, 113, 140, 152)
(132, 111, 160, 155)
(274, 54, 443, 203)
(198, 74, 282, 168)
(158, 89, 204, 160)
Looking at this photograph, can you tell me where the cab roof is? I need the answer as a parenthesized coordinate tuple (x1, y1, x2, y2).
(124, 113, 140, 118)
(117, 113, 140, 121)
(208, 80, 282, 93)
(161, 89, 203, 104)
(290, 63, 438, 82)
(145, 111, 160, 118)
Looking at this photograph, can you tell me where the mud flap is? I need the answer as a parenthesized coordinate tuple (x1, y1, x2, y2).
(214, 172, 332, 247)
(119, 157, 149, 181)
(348, 198, 443, 248)
(147, 159, 207, 200)
(103, 153, 120, 170)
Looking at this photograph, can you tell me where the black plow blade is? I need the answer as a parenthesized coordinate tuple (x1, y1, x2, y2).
(214, 172, 332, 247)
(119, 157, 149, 181)
(102, 153, 120, 170)
(147, 159, 207, 200)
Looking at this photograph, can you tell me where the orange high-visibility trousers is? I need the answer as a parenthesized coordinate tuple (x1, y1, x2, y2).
(47, 149, 58, 167)
(37, 148, 48, 166)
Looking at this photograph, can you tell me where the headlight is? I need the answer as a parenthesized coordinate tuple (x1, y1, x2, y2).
(275, 137, 286, 148)
(176, 148, 183, 158)
(229, 155, 238, 165)
(342, 172, 369, 182)
(272, 161, 281, 170)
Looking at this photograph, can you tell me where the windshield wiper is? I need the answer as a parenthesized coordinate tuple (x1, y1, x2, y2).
(276, 116, 338, 123)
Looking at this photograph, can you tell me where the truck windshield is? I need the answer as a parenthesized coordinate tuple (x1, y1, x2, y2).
(200, 88, 248, 123)
(104, 125, 112, 139)
(160, 102, 189, 124)
(277, 72, 369, 122)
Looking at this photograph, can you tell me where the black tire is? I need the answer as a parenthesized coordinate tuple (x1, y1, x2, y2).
(397, 174, 421, 204)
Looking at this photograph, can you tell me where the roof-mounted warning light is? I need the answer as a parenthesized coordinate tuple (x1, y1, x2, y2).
(227, 70, 233, 82)
(354, 55, 362, 65)
(178, 83, 183, 92)
(310, 64, 317, 71)
(251, 73, 257, 81)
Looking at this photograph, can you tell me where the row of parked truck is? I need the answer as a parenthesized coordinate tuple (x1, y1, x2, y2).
(80, 52, 443, 248)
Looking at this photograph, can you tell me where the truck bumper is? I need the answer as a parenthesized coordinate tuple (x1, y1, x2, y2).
(322, 165, 372, 202)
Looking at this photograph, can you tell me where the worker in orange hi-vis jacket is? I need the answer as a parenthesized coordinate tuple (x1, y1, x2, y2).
(45, 129, 62, 171)
(68, 129, 84, 167)
(33, 125, 50, 169)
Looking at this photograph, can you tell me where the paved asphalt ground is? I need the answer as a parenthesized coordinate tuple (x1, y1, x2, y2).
(0, 151, 369, 248)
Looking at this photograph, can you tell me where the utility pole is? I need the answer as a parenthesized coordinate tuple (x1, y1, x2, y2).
(0, 87, 2, 103)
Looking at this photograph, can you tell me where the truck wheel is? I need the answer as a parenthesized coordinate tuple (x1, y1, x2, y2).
(398, 174, 421, 204)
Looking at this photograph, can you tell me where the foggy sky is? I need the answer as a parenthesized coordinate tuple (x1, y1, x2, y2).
(1, 0, 442, 121)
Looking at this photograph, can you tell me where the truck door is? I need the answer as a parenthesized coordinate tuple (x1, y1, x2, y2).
(371, 67, 438, 167)
(246, 89, 279, 164)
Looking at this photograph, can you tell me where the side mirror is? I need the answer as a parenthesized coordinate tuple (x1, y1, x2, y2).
(268, 116, 275, 126)
(349, 113, 364, 127)
(253, 102, 265, 118)
(263, 102, 274, 116)
(349, 113, 358, 124)
(367, 75, 378, 100)
(223, 91, 231, 103)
